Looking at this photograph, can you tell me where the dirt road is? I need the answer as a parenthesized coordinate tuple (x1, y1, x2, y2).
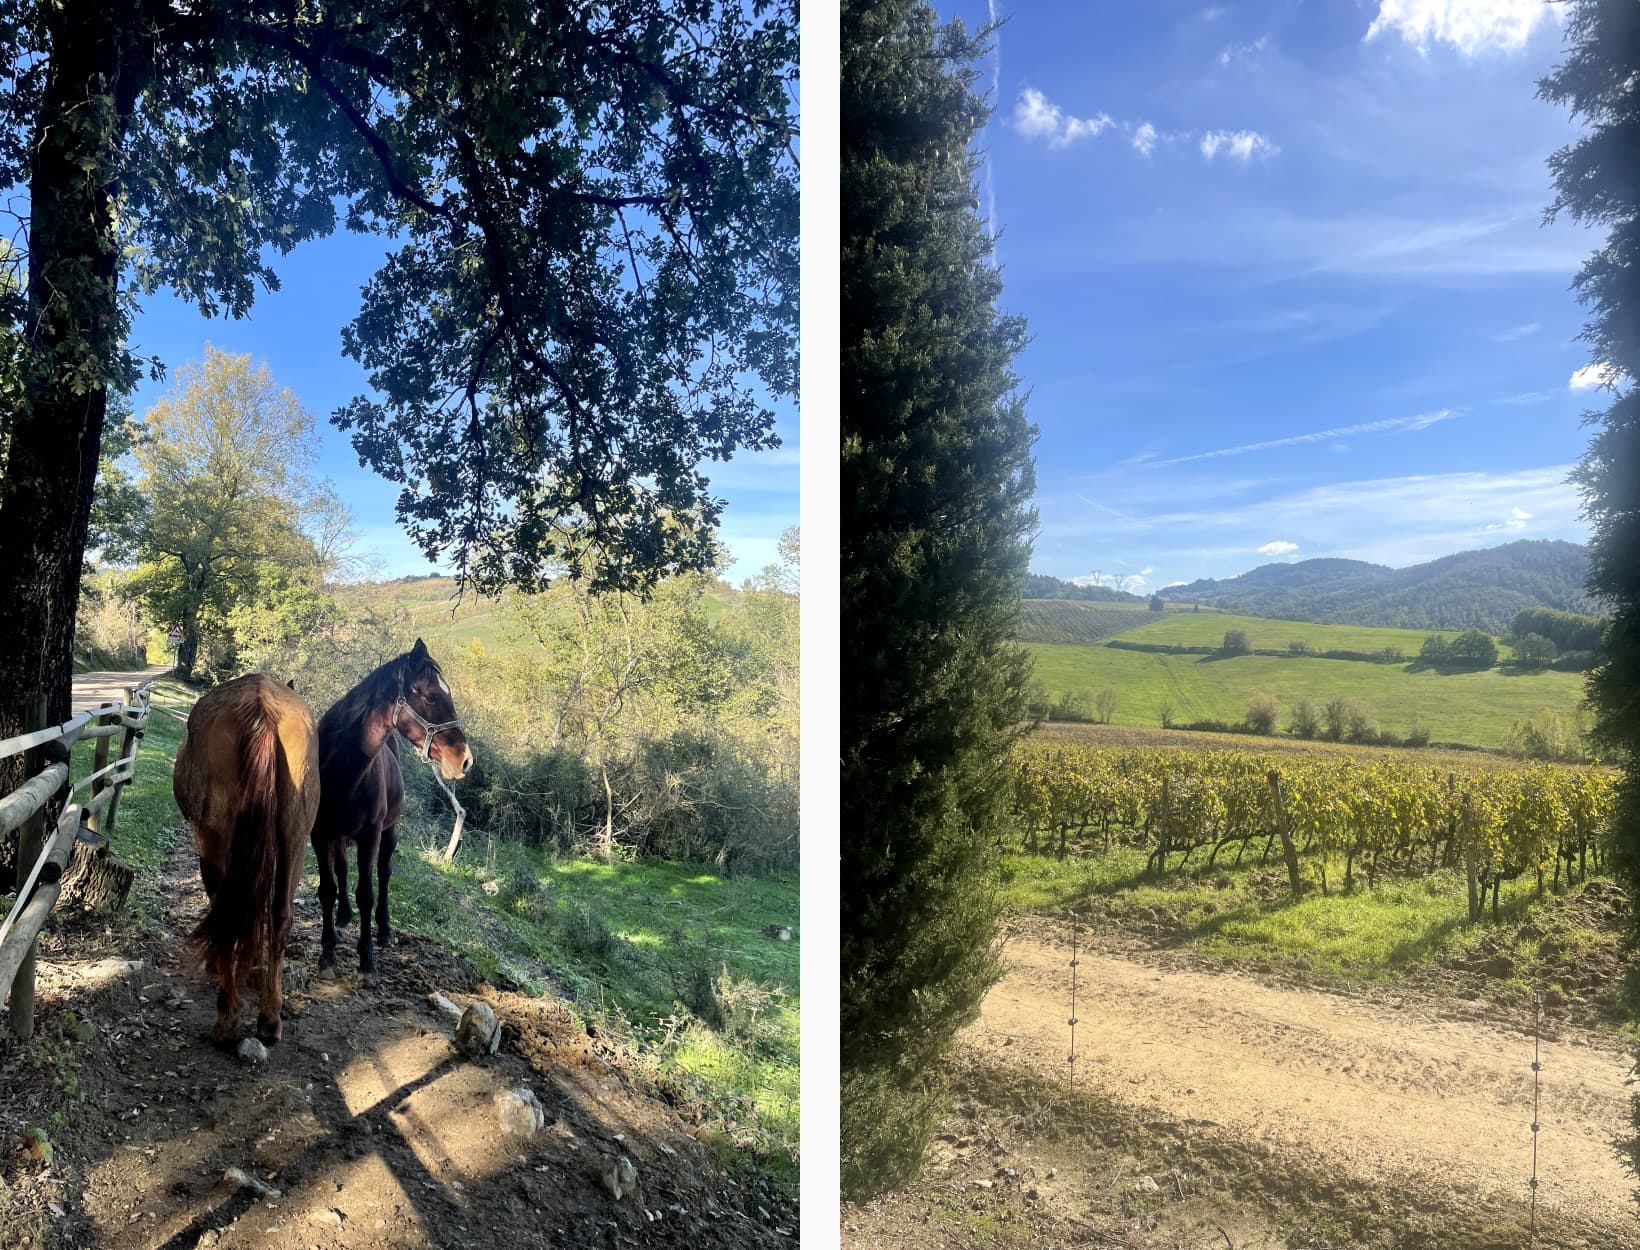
(71, 664, 172, 713)
(976, 923, 1640, 1235)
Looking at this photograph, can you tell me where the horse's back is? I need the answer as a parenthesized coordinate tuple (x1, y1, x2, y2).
(174, 674, 320, 837)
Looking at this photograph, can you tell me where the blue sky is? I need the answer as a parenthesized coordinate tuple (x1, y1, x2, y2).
(942, 0, 1612, 593)
(126, 229, 798, 587)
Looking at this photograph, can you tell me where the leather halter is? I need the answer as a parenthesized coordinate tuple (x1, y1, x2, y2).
(394, 668, 464, 763)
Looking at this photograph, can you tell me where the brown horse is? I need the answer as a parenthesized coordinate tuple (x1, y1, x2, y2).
(314, 639, 471, 986)
(173, 675, 320, 1045)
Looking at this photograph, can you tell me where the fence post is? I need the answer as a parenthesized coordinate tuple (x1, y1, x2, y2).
(100, 687, 141, 837)
(7, 694, 48, 1039)
(1266, 769, 1302, 900)
(86, 701, 112, 833)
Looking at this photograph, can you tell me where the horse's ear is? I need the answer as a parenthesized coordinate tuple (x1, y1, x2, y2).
(412, 637, 428, 658)
(286, 679, 297, 691)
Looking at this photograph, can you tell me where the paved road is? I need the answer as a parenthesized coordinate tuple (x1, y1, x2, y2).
(71, 664, 172, 714)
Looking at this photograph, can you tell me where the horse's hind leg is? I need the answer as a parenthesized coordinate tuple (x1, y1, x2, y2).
(355, 836, 379, 988)
(375, 825, 397, 949)
(317, 838, 340, 980)
(212, 949, 240, 1046)
(335, 839, 353, 929)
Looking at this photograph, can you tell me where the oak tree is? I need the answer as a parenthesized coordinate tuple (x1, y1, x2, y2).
(0, 0, 797, 749)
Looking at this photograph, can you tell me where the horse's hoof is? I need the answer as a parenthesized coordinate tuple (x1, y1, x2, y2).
(256, 1019, 282, 1044)
(375, 930, 393, 950)
(318, 963, 338, 981)
(336, 910, 352, 928)
(361, 971, 379, 990)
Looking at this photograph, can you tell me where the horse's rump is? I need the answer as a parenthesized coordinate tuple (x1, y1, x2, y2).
(175, 678, 314, 977)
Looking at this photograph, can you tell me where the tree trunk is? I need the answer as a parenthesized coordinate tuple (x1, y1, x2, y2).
(0, 1, 146, 792)
(175, 606, 201, 680)
(58, 829, 134, 913)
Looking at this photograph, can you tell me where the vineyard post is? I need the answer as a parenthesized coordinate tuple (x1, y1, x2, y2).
(1463, 802, 1480, 923)
(1265, 769, 1301, 899)
(1154, 775, 1172, 878)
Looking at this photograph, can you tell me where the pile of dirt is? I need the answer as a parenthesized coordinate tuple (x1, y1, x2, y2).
(0, 830, 793, 1250)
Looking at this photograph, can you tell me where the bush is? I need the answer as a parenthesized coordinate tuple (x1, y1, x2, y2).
(1419, 635, 1450, 664)
(1159, 702, 1176, 729)
(1289, 698, 1320, 739)
(1221, 629, 1251, 656)
(1344, 703, 1380, 744)
(561, 902, 618, 958)
(1515, 633, 1558, 667)
(1376, 646, 1404, 664)
(1245, 693, 1279, 735)
(1288, 640, 1317, 657)
(1448, 629, 1498, 668)
(1094, 687, 1119, 724)
(1322, 697, 1350, 742)
(1404, 719, 1432, 748)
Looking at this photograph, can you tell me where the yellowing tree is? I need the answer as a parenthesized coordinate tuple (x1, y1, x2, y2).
(132, 348, 342, 678)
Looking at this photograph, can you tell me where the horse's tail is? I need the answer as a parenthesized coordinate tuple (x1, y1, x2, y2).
(189, 688, 280, 977)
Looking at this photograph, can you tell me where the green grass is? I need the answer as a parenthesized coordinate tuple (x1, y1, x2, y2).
(377, 833, 800, 1177)
(1024, 643, 1585, 749)
(1116, 610, 1487, 656)
(63, 676, 800, 1184)
(999, 841, 1625, 1017)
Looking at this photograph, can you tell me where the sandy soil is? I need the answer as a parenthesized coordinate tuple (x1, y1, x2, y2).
(970, 919, 1639, 1238)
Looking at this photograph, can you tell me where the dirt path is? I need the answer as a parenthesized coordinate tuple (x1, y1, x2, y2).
(71, 665, 171, 714)
(0, 671, 787, 1250)
(975, 921, 1640, 1238)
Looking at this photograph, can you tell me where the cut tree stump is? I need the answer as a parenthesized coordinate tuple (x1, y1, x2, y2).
(57, 829, 134, 913)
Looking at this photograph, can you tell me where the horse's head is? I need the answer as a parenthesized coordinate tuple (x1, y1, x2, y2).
(394, 639, 474, 781)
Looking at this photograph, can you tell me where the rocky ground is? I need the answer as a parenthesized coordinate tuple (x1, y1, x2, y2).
(1, 827, 792, 1250)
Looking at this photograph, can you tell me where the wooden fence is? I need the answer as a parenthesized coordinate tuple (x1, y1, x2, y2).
(0, 681, 155, 1039)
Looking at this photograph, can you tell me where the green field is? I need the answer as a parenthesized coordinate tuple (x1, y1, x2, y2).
(1113, 610, 1485, 656)
(1024, 642, 1586, 749)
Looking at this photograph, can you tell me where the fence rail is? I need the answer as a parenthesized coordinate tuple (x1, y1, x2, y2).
(0, 679, 155, 1039)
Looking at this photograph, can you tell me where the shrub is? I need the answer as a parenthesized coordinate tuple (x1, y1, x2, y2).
(1053, 689, 1095, 723)
(1094, 687, 1119, 724)
(1289, 698, 1320, 739)
(1221, 629, 1251, 656)
(1245, 693, 1279, 735)
(1159, 702, 1176, 730)
(1344, 703, 1380, 744)
(1448, 629, 1498, 668)
(1404, 719, 1432, 748)
(1322, 697, 1350, 742)
(1376, 646, 1404, 664)
(1515, 633, 1558, 667)
(1419, 635, 1450, 664)
(1288, 640, 1317, 657)
(561, 902, 618, 958)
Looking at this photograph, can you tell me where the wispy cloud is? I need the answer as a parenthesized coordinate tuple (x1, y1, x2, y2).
(1258, 540, 1299, 555)
(1218, 35, 1270, 67)
(1495, 321, 1539, 342)
(1012, 88, 1112, 148)
(1365, 0, 1562, 58)
(1569, 362, 1621, 392)
(1012, 90, 1276, 165)
(1200, 129, 1280, 162)
(1148, 409, 1457, 467)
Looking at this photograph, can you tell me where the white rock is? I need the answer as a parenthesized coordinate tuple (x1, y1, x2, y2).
(455, 1002, 501, 1057)
(236, 1038, 268, 1065)
(496, 1087, 545, 1137)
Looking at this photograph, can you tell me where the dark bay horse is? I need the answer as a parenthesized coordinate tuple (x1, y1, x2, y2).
(173, 675, 320, 1044)
(315, 639, 471, 986)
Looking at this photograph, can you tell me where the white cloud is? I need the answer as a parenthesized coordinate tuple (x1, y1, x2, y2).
(1012, 88, 1112, 149)
(1365, 0, 1561, 57)
(1495, 321, 1539, 342)
(1258, 540, 1299, 555)
(1569, 362, 1621, 392)
(1149, 409, 1457, 467)
(1510, 507, 1532, 519)
(1132, 122, 1158, 157)
(1218, 35, 1270, 66)
(1200, 129, 1280, 162)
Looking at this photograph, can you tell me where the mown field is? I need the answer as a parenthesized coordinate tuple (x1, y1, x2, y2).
(1023, 642, 1586, 749)
(1113, 609, 1490, 656)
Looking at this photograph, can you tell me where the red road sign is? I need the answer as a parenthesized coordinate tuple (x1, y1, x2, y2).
(166, 626, 183, 644)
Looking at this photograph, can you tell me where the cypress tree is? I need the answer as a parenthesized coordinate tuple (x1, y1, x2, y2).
(1542, 5, 1640, 899)
(840, 0, 1037, 1197)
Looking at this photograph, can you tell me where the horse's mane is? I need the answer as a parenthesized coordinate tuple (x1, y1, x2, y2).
(320, 646, 448, 740)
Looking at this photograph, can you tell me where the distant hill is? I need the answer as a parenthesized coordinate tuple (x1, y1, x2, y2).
(1154, 540, 1599, 633)
(1023, 573, 1147, 603)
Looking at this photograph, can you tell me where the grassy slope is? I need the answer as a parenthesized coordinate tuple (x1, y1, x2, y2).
(1024, 643, 1586, 749)
(1115, 609, 1486, 655)
(74, 679, 800, 1177)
